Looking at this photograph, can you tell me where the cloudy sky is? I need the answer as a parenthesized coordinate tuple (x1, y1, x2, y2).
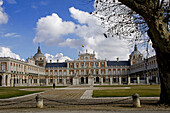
(0, 0, 155, 62)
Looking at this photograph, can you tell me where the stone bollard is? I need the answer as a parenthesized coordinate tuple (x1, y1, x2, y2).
(132, 93, 141, 107)
(36, 94, 43, 108)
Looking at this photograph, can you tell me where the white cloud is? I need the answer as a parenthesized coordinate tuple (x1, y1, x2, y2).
(0, 0, 8, 24)
(45, 53, 72, 63)
(0, 47, 21, 60)
(33, 7, 132, 60)
(138, 40, 156, 58)
(32, 5, 37, 9)
(39, 1, 48, 6)
(6, 0, 16, 4)
(3, 32, 20, 38)
(68, 7, 130, 60)
(33, 13, 75, 45)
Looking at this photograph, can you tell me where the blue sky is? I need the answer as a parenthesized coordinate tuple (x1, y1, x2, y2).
(0, 0, 94, 60)
(0, 0, 155, 62)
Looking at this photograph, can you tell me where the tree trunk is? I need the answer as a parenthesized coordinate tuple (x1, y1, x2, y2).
(155, 46, 170, 105)
(147, 22, 170, 105)
(118, 0, 170, 104)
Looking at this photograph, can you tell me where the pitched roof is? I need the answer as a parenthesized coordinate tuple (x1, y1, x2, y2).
(107, 61, 130, 66)
(46, 63, 67, 68)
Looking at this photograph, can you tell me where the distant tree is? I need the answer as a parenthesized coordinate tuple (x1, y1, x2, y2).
(90, 0, 169, 105)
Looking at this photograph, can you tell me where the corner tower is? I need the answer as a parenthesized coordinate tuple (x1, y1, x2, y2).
(129, 44, 143, 65)
(33, 45, 46, 67)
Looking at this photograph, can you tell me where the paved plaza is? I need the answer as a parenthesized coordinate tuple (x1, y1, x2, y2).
(0, 86, 169, 112)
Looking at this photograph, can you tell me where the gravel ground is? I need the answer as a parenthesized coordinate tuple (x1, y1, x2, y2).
(0, 87, 169, 111)
(0, 109, 170, 113)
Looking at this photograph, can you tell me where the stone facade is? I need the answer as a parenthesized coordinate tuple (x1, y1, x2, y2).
(0, 45, 159, 87)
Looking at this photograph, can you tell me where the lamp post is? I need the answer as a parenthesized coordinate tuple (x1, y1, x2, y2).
(145, 39, 150, 84)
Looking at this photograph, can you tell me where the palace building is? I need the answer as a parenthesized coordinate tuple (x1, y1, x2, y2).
(0, 45, 160, 87)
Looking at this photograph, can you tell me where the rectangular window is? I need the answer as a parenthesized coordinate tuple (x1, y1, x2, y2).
(34, 79, 37, 83)
(55, 71, 57, 75)
(102, 63, 104, 67)
(59, 71, 62, 76)
(86, 64, 88, 68)
(2, 64, 6, 70)
(50, 79, 53, 83)
(122, 70, 125, 75)
(76, 71, 78, 75)
(102, 71, 104, 75)
(96, 63, 98, 67)
(64, 72, 66, 75)
(113, 70, 116, 75)
(96, 71, 98, 75)
(109, 71, 111, 75)
(118, 70, 120, 75)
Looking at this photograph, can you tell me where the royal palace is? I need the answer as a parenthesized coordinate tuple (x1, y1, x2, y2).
(0, 45, 160, 87)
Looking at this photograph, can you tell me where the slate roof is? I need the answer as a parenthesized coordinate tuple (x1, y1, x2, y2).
(34, 46, 45, 58)
(130, 51, 141, 56)
(107, 61, 130, 66)
(130, 44, 142, 56)
(46, 63, 67, 68)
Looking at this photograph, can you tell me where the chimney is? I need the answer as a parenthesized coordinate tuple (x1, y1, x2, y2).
(117, 58, 119, 62)
(57, 59, 59, 63)
(50, 60, 52, 63)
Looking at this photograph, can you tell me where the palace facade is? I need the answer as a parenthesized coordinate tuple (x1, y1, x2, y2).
(0, 45, 159, 87)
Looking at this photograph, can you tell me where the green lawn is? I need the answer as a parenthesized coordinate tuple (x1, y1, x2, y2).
(93, 85, 160, 97)
(0, 86, 67, 99)
(0, 87, 42, 99)
(15, 86, 67, 88)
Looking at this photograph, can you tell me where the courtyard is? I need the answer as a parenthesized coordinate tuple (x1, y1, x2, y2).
(0, 85, 169, 112)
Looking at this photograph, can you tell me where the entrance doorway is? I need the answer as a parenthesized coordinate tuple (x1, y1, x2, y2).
(81, 77, 84, 84)
(70, 77, 73, 85)
(0, 76, 2, 86)
(96, 77, 99, 83)
(86, 77, 88, 84)
(6, 75, 8, 86)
